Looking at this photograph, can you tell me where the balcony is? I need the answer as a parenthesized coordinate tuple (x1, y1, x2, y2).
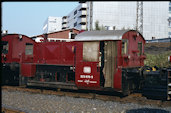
(62, 24, 67, 28)
(78, 3, 87, 11)
(62, 16, 67, 19)
(62, 27, 67, 29)
(81, 25, 86, 30)
(77, 10, 87, 17)
(62, 18, 67, 24)
(77, 17, 87, 25)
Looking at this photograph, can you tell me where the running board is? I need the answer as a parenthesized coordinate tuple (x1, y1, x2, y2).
(27, 80, 78, 90)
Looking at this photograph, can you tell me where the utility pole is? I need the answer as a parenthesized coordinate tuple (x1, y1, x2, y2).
(136, 1, 143, 34)
(89, 1, 93, 31)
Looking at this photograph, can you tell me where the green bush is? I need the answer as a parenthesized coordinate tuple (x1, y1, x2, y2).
(144, 51, 171, 68)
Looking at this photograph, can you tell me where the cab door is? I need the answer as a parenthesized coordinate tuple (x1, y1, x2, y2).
(103, 41, 118, 88)
(75, 41, 100, 89)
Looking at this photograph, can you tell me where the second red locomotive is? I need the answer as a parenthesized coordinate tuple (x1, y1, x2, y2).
(2, 34, 36, 85)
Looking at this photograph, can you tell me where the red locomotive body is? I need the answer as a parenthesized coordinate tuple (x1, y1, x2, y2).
(32, 41, 76, 65)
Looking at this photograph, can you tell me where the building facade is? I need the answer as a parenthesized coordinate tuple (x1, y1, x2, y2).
(62, 3, 87, 30)
(43, 16, 62, 33)
(62, 2, 169, 40)
(168, 1, 171, 38)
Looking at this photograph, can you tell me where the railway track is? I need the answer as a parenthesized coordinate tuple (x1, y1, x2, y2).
(2, 107, 25, 113)
(2, 85, 171, 109)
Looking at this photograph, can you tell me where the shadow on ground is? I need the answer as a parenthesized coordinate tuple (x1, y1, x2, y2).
(126, 108, 170, 113)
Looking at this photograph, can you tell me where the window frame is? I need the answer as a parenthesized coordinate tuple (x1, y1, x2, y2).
(25, 43, 33, 55)
(74, 10, 77, 15)
(121, 39, 128, 55)
(138, 42, 143, 56)
(83, 41, 99, 62)
(2, 41, 9, 54)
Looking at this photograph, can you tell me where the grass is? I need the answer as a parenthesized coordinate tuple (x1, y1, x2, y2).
(144, 51, 171, 68)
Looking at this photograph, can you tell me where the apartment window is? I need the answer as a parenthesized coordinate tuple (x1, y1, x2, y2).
(74, 10, 77, 15)
(2, 41, 8, 54)
(74, 22, 77, 27)
(122, 39, 128, 55)
(169, 32, 171, 38)
(71, 33, 77, 39)
(49, 20, 56, 23)
(169, 21, 171, 28)
(25, 43, 33, 55)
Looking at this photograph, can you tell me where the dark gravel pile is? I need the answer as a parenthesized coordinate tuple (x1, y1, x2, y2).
(2, 90, 171, 113)
(145, 42, 171, 55)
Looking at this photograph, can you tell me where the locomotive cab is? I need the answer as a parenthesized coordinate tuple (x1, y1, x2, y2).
(75, 30, 145, 95)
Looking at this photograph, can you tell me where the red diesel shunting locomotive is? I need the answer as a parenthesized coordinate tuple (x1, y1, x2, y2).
(17, 30, 145, 95)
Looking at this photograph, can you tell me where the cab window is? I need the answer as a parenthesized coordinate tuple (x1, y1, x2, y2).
(83, 42, 99, 62)
(2, 41, 8, 54)
(122, 39, 128, 55)
(25, 43, 33, 55)
(138, 42, 142, 56)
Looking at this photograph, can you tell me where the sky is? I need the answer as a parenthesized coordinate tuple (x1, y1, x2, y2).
(2, 2, 79, 37)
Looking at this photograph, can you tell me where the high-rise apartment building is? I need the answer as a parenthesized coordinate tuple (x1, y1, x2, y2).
(62, 3, 87, 30)
(62, 2, 169, 40)
(43, 16, 62, 33)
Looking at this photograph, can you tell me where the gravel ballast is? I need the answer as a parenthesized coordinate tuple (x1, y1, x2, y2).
(2, 90, 171, 113)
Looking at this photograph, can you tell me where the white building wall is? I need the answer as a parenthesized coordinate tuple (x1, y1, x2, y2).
(67, 7, 77, 29)
(168, 2, 171, 38)
(64, 2, 169, 40)
(143, 2, 169, 39)
(43, 16, 62, 33)
(87, 1, 169, 40)
(91, 2, 137, 30)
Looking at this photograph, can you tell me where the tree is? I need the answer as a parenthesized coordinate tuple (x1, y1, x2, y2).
(95, 20, 100, 30)
(95, 20, 106, 30)
(100, 24, 106, 30)
(121, 27, 126, 30)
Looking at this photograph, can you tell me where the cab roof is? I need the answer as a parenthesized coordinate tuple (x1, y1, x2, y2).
(75, 30, 142, 41)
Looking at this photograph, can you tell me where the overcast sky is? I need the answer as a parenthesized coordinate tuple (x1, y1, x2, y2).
(2, 2, 79, 36)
